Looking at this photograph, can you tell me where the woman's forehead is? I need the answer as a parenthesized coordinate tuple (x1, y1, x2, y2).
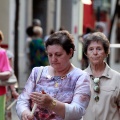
(47, 45, 64, 52)
(88, 41, 103, 46)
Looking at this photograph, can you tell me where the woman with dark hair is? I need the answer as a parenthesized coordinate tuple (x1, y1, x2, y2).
(16, 30, 91, 120)
(83, 32, 120, 120)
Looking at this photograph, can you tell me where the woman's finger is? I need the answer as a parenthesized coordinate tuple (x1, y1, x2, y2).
(22, 115, 28, 120)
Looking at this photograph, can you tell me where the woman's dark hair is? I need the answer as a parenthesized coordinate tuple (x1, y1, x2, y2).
(45, 30, 75, 58)
(83, 32, 110, 55)
(26, 26, 34, 37)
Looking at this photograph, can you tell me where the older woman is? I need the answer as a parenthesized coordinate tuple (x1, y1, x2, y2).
(16, 30, 91, 120)
(83, 32, 120, 120)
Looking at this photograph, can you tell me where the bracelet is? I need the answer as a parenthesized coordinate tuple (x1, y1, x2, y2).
(50, 99, 56, 109)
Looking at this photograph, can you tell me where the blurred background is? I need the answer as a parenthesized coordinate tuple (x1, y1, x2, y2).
(0, 0, 120, 90)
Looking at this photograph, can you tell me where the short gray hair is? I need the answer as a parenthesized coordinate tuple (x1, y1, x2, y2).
(83, 32, 110, 55)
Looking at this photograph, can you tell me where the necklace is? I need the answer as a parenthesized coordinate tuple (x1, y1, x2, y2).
(53, 76, 61, 88)
(54, 75, 67, 88)
(54, 82, 59, 88)
(54, 64, 73, 77)
(48, 64, 74, 88)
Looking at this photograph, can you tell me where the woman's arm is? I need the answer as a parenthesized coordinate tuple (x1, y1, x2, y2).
(10, 85, 19, 99)
(0, 71, 11, 80)
(7, 51, 19, 99)
(64, 72, 91, 120)
(30, 71, 91, 120)
(0, 50, 12, 80)
(16, 68, 37, 119)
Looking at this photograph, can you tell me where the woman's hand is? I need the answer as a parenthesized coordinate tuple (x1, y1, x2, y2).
(30, 91, 53, 109)
(10, 85, 19, 99)
(21, 109, 33, 120)
(0, 71, 11, 80)
(12, 90, 19, 99)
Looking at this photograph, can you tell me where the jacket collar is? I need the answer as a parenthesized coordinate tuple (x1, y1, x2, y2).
(85, 62, 111, 79)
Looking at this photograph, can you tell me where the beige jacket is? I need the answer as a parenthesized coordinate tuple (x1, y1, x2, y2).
(83, 63, 120, 120)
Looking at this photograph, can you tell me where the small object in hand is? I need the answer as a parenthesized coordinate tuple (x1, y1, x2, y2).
(31, 90, 46, 115)
(42, 90, 46, 94)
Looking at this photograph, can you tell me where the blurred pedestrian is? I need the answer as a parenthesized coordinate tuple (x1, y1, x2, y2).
(95, 22, 108, 37)
(0, 30, 12, 120)
(115, 21, 120, 63)
(78, 35, 89, 69)
(26, 19, 41, 38)
(44, 29, 55, 42)
(79, 27, 94, 69)
(59, 26, 65, 31)
(32, 19, 41, 27)
(25, 19, 42, 76)
(83, 32, 120, 120)
(29, 26, 48, 69)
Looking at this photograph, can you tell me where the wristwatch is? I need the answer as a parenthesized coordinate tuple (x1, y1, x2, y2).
(50, 99, 56, 109)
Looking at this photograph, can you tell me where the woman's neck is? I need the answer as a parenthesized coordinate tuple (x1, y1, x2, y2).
(90, 62, 106, 77)
(55, 64, 72, 76)
(49, 64, 74, 77)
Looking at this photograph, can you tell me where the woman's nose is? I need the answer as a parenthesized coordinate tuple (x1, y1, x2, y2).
(93, 49, 97, 54)
(51, 55, 56, 61)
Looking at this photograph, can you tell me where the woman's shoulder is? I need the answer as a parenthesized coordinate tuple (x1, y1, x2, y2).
(109, 67, 120, 77)
(104, 63, 120, 77)
(0, 48, 6, 53)
(69, 67, 90, 86)
(6, 50, 14, 59)
(31, 66, 48, 74)
(68, 66, 89, 77)
(0, 48, 7, 56)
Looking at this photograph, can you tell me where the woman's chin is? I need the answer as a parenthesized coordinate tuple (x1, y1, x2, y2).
(91, 61, 101, 65)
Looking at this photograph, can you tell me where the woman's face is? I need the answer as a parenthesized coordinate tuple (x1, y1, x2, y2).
(86, 41, 107, 65)
(46, 44, 72, 71)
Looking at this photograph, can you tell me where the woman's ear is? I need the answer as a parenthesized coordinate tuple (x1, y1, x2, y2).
(84, 52, 88, 57)
(69, 48, 74, 58)
(106, 48, 110, 58)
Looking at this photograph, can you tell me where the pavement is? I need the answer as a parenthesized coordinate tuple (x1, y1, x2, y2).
(11, 103, 19, 120)
(11, 87, 25, 120)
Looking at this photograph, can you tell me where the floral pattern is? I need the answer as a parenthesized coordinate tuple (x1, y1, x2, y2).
(16, 66, 91, 120)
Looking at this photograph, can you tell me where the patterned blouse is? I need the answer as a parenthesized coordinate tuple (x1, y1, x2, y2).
(16, 66, 91, 120)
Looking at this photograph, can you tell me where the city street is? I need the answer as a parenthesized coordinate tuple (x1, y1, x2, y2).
(0, 1, 119, 120)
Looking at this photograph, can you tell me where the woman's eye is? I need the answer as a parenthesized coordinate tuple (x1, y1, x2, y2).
(56, 54, 61, 57)
(89, 48, 93, 51)
(97, 47, 102, 50)
(48, 54, 52, 57)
